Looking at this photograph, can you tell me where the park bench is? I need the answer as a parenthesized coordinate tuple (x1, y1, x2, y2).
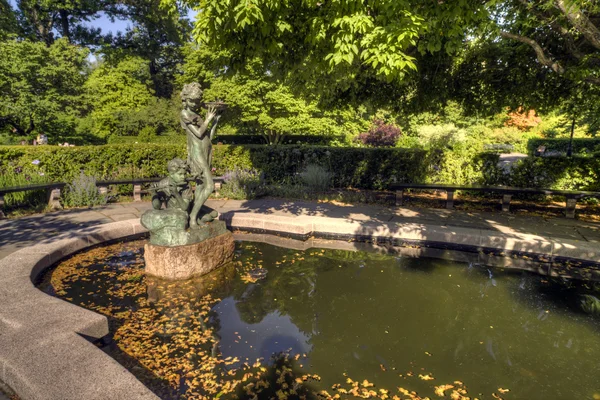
(0, 177, 224, 218)
(390, 183, 600, 218)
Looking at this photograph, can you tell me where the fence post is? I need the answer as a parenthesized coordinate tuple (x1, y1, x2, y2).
(445, 190, 455, 210)
(0, 194, 5, 219)
(502, 194, 512, 212)
(47, 188, 62, 210)
(395, 190, 404, 206)
(565, 197, 577, 219)
(133, 184, 142, 202)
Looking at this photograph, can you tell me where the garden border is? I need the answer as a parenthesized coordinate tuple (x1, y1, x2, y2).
(0, 213, 599, 400)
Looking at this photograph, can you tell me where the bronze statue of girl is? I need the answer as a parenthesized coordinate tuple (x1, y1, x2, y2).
(180, 83, 223, 229)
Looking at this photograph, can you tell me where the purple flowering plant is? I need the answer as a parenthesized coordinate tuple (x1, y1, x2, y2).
(357, 119, 401, 147)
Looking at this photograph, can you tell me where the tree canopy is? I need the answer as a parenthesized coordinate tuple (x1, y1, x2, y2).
(189, 0, 489, 84)
(0, 38, 88, 137)
(1, 0, 600, 144)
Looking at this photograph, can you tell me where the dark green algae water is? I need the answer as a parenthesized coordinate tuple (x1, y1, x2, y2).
(39, 239, 600, 400)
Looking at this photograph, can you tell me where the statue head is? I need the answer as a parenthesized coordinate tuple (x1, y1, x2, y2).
(181, 83, 203, 109)
(167, 158, 187, 183)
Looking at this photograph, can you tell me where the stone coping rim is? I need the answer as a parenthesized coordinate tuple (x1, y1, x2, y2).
(230, 227, 600, 269)
(0, 212, 599, 400)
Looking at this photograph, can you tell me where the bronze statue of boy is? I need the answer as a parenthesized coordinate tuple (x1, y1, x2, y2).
(150, 158, 192, 212)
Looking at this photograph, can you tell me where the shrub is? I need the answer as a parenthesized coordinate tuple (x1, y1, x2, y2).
(505, 155, 600, 191)
(526, 138, 600, 155)
(220, 168, 266, 200)
(0, 167, 51, 209)
(62, 172, 107, 207)
(299, 164, 333, 192)
(1, 144, 597, 192)
(138, 126, 158, 143)
(504, 107, 542, 131)
(357, 119, 401, 147)
(417, 124, 468, 148)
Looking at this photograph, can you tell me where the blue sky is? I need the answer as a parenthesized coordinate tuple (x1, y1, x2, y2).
(7, 0, 197, 36)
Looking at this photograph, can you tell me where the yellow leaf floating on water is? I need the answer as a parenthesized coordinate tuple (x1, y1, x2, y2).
(419, 374, 434, 381)
(362, 379, 374, 387)
(498, 388, 510, 394)
(435, 384, 455, 397)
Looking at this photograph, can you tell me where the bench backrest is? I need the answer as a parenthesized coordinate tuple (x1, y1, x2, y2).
(0, 177, 225, 196)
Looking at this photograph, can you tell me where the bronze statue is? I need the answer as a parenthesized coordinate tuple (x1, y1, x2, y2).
(180, 83, 223, 229)
(150, 158, 192, 212)
(141, 84, 234, 278)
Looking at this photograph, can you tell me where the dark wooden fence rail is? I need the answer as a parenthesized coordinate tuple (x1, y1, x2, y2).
(390, 183, 600, 219)
(0, 177, 224, 218)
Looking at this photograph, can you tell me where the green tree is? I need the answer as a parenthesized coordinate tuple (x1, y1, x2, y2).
(495, 0, 600, 87)
(104, 0, 192, 97)
(16, 0, 110, 45)
(0, 38, 88, 138)
(110, 97, 181, 136)
(181, 46, 368, 143)
(82, 56, 155, 137)
(491, 0, 600, 140)
(0, 0, 20, 39)
(177, 0, 489, 85)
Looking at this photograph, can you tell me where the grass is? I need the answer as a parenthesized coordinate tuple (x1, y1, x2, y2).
(0, 169, 52, 215)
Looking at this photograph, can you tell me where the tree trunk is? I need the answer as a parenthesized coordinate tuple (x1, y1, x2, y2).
(9, 123, 26, 136)
(567, 117, 576, 157)
(59, 9, 70, 42)
(149, 58, 163, 97)
(262, 130, 284, 145)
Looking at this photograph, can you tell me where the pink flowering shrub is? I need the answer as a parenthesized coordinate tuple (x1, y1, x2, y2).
(357, 119, 402, 147)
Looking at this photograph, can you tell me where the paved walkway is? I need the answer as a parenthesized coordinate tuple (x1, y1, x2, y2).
(1, 199, 599, 260)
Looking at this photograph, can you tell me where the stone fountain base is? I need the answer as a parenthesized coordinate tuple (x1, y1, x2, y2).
(144, 222, 235, 280)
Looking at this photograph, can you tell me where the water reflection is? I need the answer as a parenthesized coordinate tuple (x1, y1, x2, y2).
(215, 297, 312, 364)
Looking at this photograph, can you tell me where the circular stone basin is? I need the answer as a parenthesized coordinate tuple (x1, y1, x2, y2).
(37, 238, 600, 400)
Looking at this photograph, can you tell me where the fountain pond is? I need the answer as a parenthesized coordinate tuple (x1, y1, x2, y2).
(37, 237, 600, 400)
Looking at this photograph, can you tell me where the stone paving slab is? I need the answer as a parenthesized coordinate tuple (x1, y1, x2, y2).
(2, 199, 600, 261)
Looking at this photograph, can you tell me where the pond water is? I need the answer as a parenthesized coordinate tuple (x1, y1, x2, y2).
(38, 239, 600, 400)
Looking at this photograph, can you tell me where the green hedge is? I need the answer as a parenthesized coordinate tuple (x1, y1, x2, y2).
(527, 138, 600, 155)
(0, 145, 184, 182)
(215, 135, 342, 145)
(0, 145, 430, 190)
(1, 144, 598, 191)
(107, 135, 187, 145)
(504, 154, 600, 191)
(107, 134, 341, 146)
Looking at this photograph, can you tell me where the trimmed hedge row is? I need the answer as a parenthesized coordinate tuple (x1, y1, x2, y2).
(527, 138, 600, 155)
(0, 144, 598, 191)
(107, 134, 342, 146)
(0, 145, 430, 190)
(502, 155, 600, 191)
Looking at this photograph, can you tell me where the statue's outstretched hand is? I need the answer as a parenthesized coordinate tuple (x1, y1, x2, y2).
(206, 104, 218, 121)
